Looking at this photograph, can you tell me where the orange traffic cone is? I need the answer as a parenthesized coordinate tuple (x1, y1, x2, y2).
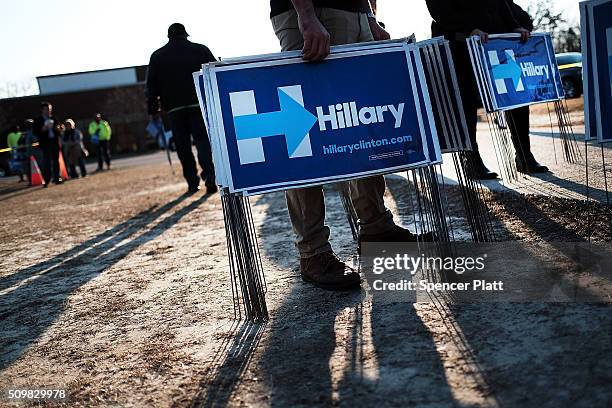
(29, 155, 45, 186)
(58, 151, 69, 180)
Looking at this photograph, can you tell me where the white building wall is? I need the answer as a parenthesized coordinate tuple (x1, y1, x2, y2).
(38, 68, 138, 95)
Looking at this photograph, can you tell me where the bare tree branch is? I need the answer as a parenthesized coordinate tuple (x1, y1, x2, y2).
(528, 0, 580, 53)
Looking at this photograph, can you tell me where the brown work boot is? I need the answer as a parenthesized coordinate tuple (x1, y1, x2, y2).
(300, 251, 361, 291)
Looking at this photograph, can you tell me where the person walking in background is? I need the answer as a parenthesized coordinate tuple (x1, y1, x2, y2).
(88, 113, 112, 171)
(33, 101, 63, 186)
(145, 23, 217, 195)
(7, 125, 26, 182)
(62, 119, 88, 178)
(425, 0, 546, 179)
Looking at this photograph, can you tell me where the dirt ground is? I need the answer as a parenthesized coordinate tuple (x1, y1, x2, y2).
(1, 108, 611, 407)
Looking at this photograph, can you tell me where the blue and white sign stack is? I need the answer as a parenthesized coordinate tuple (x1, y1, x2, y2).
(194, 39, 447, 196)
(467, 33, 564, 112)
(581, 0, 612, 143)
(466, 33, 581, 173)
(416, 37, 472, 152)
(193, 38, 487, 321)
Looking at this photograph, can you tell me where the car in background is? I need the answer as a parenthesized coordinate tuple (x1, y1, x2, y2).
(556, 52, 583, 98)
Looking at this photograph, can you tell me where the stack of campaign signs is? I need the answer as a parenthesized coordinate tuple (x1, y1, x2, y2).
(193, 38, 493, 320)
(467, 33, 565, 112)
(581, 0, 612, 143)
(415, 37, 472, 152)
(193, 38, 475, 196)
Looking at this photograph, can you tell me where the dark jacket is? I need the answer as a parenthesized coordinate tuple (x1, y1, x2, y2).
(145, 38, 216, 114)
(33, 115, 62, 149)
(270, 0, 365, 18)
(508, 1, 534, 32)
(427, 0, 520, 40)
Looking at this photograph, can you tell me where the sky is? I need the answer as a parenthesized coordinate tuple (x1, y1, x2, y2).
(0, 0, 581, 97)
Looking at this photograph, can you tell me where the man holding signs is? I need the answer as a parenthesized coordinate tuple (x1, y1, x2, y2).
(269, 0, 424, 290)
(426, 0, 548, 177)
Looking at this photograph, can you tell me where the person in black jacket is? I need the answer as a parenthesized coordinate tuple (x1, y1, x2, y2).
(146, 23, 217, 194)
(426, 0, 546, 178)
(33, 101, 63, 186)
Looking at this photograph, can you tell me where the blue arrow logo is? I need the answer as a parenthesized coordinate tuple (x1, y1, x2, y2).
(492, 52, 523, 90)
(233, 89, 317, 157)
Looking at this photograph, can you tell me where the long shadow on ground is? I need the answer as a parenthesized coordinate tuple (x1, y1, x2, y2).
(194, 185, 456, 406)
(192, 176, 612, 407)
(0, 194, 210, 371)
(0, 183, 41, 203)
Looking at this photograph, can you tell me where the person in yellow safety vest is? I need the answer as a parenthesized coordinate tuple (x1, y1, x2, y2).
(88, 113, 112, 171)
(7, 125, 26, 182)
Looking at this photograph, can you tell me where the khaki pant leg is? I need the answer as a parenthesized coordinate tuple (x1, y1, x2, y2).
(318, 9, 394, 235)
(270, 9, 394, 257)
(272, 9, 330, 258)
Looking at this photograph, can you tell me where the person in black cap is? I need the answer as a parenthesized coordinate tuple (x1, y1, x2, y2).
(425, 0, 548, 178)
(146, 23, 218, 194)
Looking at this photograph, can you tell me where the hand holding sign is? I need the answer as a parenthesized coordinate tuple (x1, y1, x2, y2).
(195, 40, 441, 195)
(369, 20, 391, 41)
(470, 29, 489, 44)
(513, 27, 531, 42)
(193, 38, 494, 321)
(295, 4, 330, 61)
(467, 33, 564, 112)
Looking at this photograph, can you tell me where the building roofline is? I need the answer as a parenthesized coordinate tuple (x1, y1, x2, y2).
(0, 82, 145, 102)
(36, 64, 147, 80)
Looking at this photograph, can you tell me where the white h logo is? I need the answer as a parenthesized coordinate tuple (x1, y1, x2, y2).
(488, 49, 525, 94)
(229, 85, 313, 164)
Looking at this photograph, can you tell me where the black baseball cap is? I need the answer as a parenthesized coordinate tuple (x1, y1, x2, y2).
(168, 23, 189, 39)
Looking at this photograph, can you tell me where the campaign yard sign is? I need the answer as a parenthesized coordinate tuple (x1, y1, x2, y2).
(582, 0, 612, 143)
(580, 1, 598, 140)
(468, 33, 564, 112)
(196, 42, 442, 195)
(417, 37, 472, 152)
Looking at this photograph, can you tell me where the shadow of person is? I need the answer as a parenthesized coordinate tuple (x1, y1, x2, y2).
(0, 194, 209, 371)
(185, 189, 367, 407)
(530, 130, 588, 141)
(260, 284, 365, 406)
(335, 177, 459, 406)
(227, 185, 457, 406)
(1, 195, 187, 293)
(334, 299, 459, 407)
(0, 183, 38, 203)
(526, 172, 612, 204)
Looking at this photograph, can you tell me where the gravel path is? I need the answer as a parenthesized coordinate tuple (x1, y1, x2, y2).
(1, 110, 611, 407)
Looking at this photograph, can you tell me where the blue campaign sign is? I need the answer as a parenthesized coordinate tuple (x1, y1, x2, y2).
(418, 39, 471, 152)
(209, 48, 432, 193)
(588, 0, 612, 142)
(481, 35, 561, 111)
(581, 2, 598, 140)
(408, 48, 442, 165)
(544, 35, 566, 100)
